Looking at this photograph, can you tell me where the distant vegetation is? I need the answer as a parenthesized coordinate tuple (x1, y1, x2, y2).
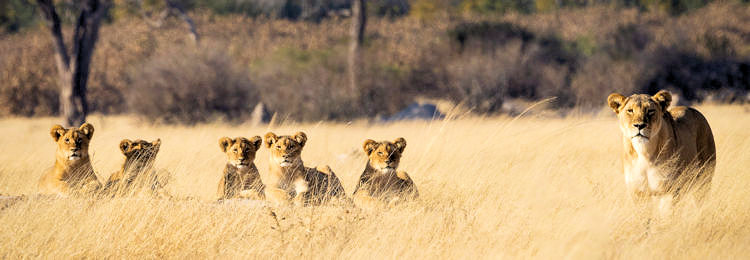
(1, 0, 749, 123)
(3, 0, 742, 33)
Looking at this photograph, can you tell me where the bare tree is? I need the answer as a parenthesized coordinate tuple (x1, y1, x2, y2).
(37, 0, 111, 127)
(348, 0, 366, 94)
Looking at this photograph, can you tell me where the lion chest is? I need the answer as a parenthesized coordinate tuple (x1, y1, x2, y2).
(624, 155, 668, 195)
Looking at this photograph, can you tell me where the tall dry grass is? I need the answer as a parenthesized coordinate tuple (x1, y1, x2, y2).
(1, 105, 749, 258)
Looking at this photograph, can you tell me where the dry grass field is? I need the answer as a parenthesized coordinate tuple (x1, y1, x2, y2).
(1, 105, 749, 258)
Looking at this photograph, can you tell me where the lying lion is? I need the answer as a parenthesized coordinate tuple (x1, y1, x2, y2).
(102, 139, 163, 197)
(38, 123, 101, 197)
(263, 132, 346, 206)
(217, 136, 265, 200)
(353, 138, 419, 209)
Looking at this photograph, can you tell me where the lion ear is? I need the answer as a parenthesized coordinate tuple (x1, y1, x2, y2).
(152, 138, 161, 148)
(652, 90, 672, 110)
(219, 137, 232, 153)
(363, 139, 377, 155)
(394, 137, 407, 153)
(607, 93, 626, 113)
(120, 139, 133, 154)
(249, 136, 263, 149)
(264, 132, 278, 148)
(79, 123, 94, 139)
(293, 132, 307, 147)
(50, 125, 66, 142)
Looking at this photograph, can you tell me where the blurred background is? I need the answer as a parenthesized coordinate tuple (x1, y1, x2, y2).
(1, 0, 749, 124)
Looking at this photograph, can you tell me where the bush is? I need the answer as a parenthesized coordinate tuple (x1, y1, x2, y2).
(251, 46, 413, 120)
(604, 23, 651, 60)
(127, 47, 258, 124)
(570, 54, 640, 108)
(638, 48, 750, 102)
(445, 21, 580, 110)
(0, 0, 37, 33)
(461, 0, 536, 14)
(444, 50, 509, 113)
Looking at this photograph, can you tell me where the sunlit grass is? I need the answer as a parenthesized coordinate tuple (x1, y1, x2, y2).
(1, 105, 749, 258)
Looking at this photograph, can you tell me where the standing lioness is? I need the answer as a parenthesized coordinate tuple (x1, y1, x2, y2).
(263, 132, 346, 206)
(607, 90, 716, 216)
(39, 123, 101, 196)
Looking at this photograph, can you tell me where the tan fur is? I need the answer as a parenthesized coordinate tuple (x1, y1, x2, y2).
(102, 139, 163, 197)
(608, 90, 716, 216)
(217, 136, 265, 200)
(263, 132, 345, 206)
(38, 123, 101, 197)
(353, 138, 418, 209)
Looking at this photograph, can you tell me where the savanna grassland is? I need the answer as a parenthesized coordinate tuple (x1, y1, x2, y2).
(1, 105, 749, 258)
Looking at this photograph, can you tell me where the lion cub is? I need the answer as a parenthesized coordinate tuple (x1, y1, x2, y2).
(352, 138, 419, 209)
(217, 136, 265, 200)
(263, 132, 345, 206)
(102, 139, 162, 197)
(39, 123, 101, 196)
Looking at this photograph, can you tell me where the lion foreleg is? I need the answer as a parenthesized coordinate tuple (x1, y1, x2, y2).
(292, 178, 309, 206)
(353, 190, 383, 210)
(265, 187, 291, 206)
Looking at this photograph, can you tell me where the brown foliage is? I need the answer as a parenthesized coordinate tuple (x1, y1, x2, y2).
(1, 3, 749, 122)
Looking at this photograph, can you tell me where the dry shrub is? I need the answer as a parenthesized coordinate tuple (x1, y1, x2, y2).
(444, 48, 513, 113)
(444, 22, 579, 112)
(251, 46, 353, 120)
(252, 46, 413, 120)
(2, 2, 749, 121)
(604, 23, 651, 61)
(639, 48, 750, 102)
(127, 46, 258, 124)
(571, 54, 640, 108)
(0, 33, 59, 117)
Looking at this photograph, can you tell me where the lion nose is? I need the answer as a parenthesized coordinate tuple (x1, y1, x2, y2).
(633, 123, 647, 130)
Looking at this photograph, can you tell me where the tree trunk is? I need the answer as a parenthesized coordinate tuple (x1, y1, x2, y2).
(37, 0, 109, 127)
(348, 0, 366, 94)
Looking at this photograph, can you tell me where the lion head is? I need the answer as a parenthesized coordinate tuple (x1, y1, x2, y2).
(119, 139, 161, 172)
(608, 90, 672, 144)
(264, 132, 307, 168)
(363, 138, 406, 174)
(50, 123, 94, 162)
(219, 136, 262, 168)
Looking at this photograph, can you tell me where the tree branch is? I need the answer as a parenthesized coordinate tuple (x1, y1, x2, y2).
(36, 0, 70, 71)
(166, 0, 199, 43)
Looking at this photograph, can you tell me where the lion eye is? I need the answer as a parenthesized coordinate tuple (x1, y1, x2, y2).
(77, 138, 82, 143)
(244, 149, 250, 153)
(626, 109, 633, 113)
(233, 149, 238, 153)
(276, 146, 281, 150)
(647, 109, 655, 115)
(377, 152, 384, 155)
(64, 138, 70, 143)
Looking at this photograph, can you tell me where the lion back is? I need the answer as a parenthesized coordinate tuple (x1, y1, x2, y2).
(304, 165, 346, 203)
